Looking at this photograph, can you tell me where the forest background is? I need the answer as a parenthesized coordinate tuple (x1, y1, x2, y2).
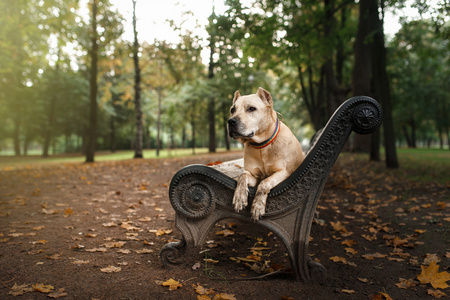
(0, 0, 448, 167)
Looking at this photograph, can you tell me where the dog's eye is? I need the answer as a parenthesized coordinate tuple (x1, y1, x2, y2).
(230, 107, 235, 114)
(247, 107, 257, 112)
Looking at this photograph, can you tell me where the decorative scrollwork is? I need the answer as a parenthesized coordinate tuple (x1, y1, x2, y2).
(160, 240, 186, 267)
(352, 103, 382, 134)
(171, 181, 215, 219)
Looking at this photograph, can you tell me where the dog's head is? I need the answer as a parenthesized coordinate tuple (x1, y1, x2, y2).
(227, 87, 275, 143)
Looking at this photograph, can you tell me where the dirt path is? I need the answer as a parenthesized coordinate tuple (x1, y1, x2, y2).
(0, 151, 449, 299)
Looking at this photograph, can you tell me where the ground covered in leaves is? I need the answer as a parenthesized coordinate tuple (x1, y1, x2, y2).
(0, 151, 449, 299)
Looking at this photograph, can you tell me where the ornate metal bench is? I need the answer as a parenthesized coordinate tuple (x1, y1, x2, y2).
(160, 96, 382, 283)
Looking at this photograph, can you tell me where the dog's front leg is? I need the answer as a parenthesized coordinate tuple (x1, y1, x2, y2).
(251, 170, 289, 221)
(233, 170, 257, 212)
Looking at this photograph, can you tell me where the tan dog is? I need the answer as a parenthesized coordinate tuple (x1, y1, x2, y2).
(227, 87, 305, 221)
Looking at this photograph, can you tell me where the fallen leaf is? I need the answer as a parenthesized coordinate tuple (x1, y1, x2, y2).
(32, 240, 48, 245)
(192, 262, 201, 270)
(214, 293, 237, 300)
(194, 284, 215, 295)
(8, 284, 33, 296)
(160, 278, 182, 290)
(85, 248, 107, 252)
(48, 288, 68, 298)
(100, 266, 121, 273)
(341, 289, 356, 294)
(329, 256, 347, 263)
(135, 249, 153, 254)
(417, 261, 450, 289)
(427, 289, 447, 298)
(121, 222, 140, 231)
(362, 253, 387, 260)
(154, 229, 173, 236)
(424, 253, 441, 265)
(395, 278, 417, 289)
(64, 208, 73, 215)
(33, 283, 54, 293)
(341, 239, 357, 246)
(72, 260, 90, 265)
(47, 253, 62, 260)
(117, 249, 131, 254)
(103, 241, 126, 248)
(215, 229, 235, 237)
(345, 247, 358, 254)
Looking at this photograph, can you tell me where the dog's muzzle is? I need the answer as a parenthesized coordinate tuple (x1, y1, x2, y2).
(227, 118, 254, 139)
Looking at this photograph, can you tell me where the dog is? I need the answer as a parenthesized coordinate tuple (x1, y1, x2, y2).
(227, 87, 305, 221)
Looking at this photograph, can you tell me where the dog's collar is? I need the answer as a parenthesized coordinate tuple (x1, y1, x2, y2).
(249, 118, 281, 149)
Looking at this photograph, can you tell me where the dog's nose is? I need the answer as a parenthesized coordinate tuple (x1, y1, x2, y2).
(228, 118, 237, 126)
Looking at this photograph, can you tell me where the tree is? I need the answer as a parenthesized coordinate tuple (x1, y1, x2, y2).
(371, 0, 398, 168)
(389, 19, 449, 149)
(132, 0, 143, 158)
(351, 0, 399, 167)
(86, 0, 99, 163)
(207, 9, 217, 153)
(225, 0, 357, 131)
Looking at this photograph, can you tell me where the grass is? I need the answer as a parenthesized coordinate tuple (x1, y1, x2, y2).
(350, 148, 450, 184)
(0, 148, 237, 170)
(1, 147, 448, 185)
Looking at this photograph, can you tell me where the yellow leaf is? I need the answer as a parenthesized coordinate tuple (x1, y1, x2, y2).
(215, 229, 235, 237)
(64, 208, 73, 215)
(330, 256, 347, 263)
(213, 293, 237, 300)
(161, 278, 182, 290)
(155, 229, 173, 236)
(341, 239, 357, 246)
(417, 261, 450, 289)
(33, 283, 54, 293)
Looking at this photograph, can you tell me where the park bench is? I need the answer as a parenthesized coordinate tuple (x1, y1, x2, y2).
(160, 96, 382, 283)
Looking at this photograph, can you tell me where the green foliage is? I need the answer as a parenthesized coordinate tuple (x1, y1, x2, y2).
(0, 1, 447, 156)
(388, 19, 449, 148)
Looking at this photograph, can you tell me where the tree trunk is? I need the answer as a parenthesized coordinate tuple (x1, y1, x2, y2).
(208, 28, 216, 153)
(191, 110, 196, 155)
(110, 117, 116, 153)
(351, 0, 374, 153)
(402, 126, 413, 148)
(156, 87, 162, 157)
(85, 0, 98, 163)
(372, 0, 399, 168)
(132, 0, 143, 158)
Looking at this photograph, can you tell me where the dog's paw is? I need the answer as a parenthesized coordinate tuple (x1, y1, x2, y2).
(233, 172, 250, 212)
(233, 181, 248, 212)
(251, 200, 266, 221)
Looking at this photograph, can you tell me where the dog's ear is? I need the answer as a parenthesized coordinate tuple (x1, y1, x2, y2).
(256, 87, 273, 107)
(232, 90, 241, 104)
